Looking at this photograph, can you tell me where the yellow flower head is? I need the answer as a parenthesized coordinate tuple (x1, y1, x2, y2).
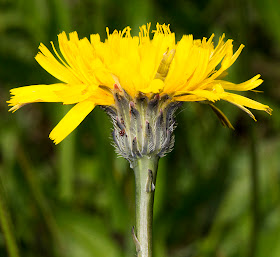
(8, 23, 271, 144)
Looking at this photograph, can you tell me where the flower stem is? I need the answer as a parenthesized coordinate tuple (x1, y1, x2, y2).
(132, 156, 159, 257)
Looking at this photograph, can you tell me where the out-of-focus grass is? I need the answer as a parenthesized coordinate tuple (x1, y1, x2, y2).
(0, 0, 279, 257)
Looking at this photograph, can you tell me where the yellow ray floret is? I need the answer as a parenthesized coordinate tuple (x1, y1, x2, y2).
(49, 100, 96, 144)
(8, 23, 271, 144)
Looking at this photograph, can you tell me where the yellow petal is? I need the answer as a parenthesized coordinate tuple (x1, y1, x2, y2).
(186, 48, 210, 89)
(36, 44, 79, 84)
(216, 75, 263, 91)
(88, 89, 115, 106)
(221, 92, 272, 117)
(174, 89, 220, 102)
(49, 100, 96, 144)
(225, 44, 245, 68)
(173, 94, 206, 102)
(8, 83, 67, 110)
(54, 84, 90, 104)
(140, 79, 164, 94)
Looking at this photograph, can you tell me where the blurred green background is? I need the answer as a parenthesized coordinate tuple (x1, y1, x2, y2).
(0, 0, 279, 256)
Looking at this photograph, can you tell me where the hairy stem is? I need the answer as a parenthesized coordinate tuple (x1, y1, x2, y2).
(132, 156, 159, 257)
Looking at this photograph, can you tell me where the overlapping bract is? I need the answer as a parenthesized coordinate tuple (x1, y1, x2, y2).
(8, 23, 271, 144)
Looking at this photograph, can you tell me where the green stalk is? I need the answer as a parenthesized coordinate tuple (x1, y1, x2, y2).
(0, 182, 20, 257)
(132, 156, 159, 257)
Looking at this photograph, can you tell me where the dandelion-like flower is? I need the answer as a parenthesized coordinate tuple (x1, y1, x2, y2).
(8, 23, 272, 257)
(8, 23, 271, 164)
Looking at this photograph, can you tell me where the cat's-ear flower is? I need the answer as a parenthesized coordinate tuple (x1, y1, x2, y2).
(8, 23, 271, 148)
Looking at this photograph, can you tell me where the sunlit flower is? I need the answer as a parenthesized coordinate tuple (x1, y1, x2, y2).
(8, 23, 271, 146)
